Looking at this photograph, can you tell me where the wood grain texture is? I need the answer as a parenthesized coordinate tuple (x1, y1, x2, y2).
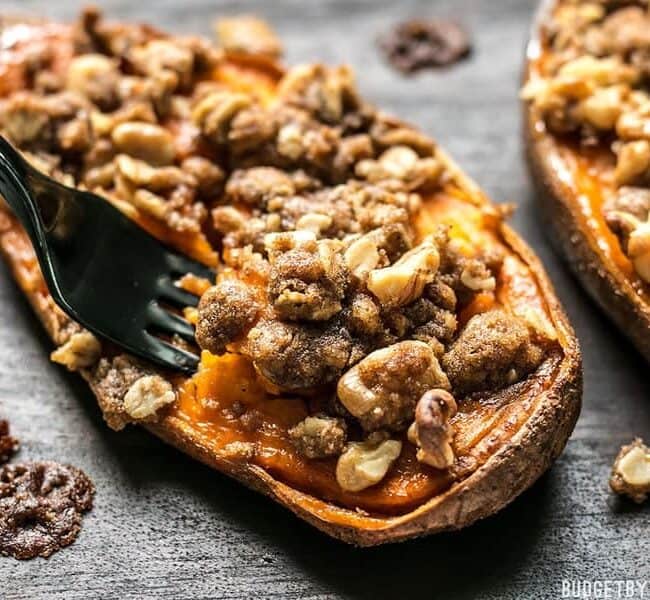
(0, 0, 648, 598)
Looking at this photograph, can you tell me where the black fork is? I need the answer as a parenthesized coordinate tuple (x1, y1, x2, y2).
(0, 136, 213, 373)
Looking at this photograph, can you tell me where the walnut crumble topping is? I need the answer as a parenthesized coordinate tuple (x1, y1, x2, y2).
(0, 9, 554, 493)
(50, 330, 102, 371)
(522, 0, 650, 284)
(214, 16, 283, 59)
(123, 375, 177, 421)
(89, 355, 168, 431)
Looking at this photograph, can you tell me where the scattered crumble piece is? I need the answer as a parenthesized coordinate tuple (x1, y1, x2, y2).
(0, 461, 94, 559)
(378, 19, 471, 74)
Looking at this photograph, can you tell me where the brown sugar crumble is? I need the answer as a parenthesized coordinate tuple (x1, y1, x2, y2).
(0, 461, 95, 560)
(378, 19, 472, 74)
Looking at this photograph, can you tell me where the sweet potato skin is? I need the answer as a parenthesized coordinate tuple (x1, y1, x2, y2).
(147, 222, 583, 546)
(524, 118, 650, 361)
(523, 0, 650, 363)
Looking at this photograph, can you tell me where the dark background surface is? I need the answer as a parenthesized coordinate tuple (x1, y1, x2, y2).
(0, 1, 649, 598)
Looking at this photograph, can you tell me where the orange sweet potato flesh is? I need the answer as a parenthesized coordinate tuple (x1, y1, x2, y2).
(0, 16, 582, 544)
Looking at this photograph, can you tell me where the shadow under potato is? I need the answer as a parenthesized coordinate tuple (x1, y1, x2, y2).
(99, 430, 556, 600)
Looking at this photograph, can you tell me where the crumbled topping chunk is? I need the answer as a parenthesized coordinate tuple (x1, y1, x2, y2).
(337, 341, 450, 431)
(442, 310, 546, 395)
(89, 355, 152, 430)
(0, 461, 94, 559)
(289, 415, 347, 459)
(215, 16, 283, 58)
(378, 19, 471, 74)
(196, 280, 261, 355)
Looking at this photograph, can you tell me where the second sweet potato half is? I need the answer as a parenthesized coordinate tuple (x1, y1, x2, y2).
(523, 0, 650, 361)
(0, 9, 581, 545)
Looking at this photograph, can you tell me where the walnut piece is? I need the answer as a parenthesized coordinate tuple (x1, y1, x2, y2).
(610, 438, 650, 503)
(66, 54, 119, 109)
(344, 235, 381, 278)
(111, 122, 176, 166)
(367, 238, 440, 308)
(603, 186, 650, 251)
(0, 91, 86, 150)
(578, 85, 625, 131)
(115, 154, 192, 190)
(215, 16, 282, 58)
(408, 389, 457, 469)
(50, 331, 102, 371)
(122, 375, 176, 422)
(615, 140, 650, 185)
(129, 39, 194, 88)
(459, 261, 496, 292)
(295, 212, 333, 234)
(626, 220, 650, 282)
(335, 437, 402, 492)
(337, 340, 450, 431)
(356, 145, 442, 191)
(192, 91, 251, 144)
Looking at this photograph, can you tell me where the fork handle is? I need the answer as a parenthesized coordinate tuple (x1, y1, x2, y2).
(0, 136, 73, 308)
(0, 137, 43, 243)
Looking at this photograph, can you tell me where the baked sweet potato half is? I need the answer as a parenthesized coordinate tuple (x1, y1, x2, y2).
(523, 0, 650, 360)
(0, 9, 581, 545)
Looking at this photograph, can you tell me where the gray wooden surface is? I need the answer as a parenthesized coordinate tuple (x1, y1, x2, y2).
(0, 1, 648, 598)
